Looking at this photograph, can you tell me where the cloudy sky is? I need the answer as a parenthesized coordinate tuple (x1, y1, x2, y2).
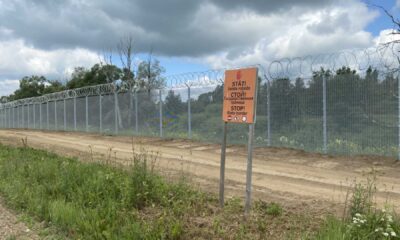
(0, 0, 399, 96)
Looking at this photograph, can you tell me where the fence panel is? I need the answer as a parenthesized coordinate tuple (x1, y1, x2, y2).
(162, 87, 188, 139)
(0, 46, 399, 159)
(136, 90, 159, 137)
(327, 72, 398, 157)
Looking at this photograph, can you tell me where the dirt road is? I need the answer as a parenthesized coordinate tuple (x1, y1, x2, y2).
(1, 129, 400, 213)
(0, 198, 39, 240)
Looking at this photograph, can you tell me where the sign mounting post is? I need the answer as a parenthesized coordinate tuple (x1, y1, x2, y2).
(219, 67, 258, 214)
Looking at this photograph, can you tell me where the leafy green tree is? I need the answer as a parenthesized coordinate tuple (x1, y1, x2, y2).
(164, 90, 185, 114)
(43, 80, 65, 94)
(10, 75, 47, 100)
(137, 59, 166, 92)
(66, 64, 122, 89)
(5, 75, 66, 101)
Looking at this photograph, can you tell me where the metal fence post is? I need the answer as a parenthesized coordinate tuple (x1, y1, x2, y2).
(39, 103, 42, 130)
(0, 107, 3, 128)
(322, 74, 327, 154)
(5, 107, 7, 128)
(135, 91, 139, 134)
(54, 100, 57, 130)
(3, 107, 5, 129)
(9, 107, 11, 128)
(99, 94, 102, 133)
(74, 96, 77, 131)
(85, 96, 89, 132)
(129, 91, 133, 133)
(2, 107, 4, 128)
(114, 92, 118, 135)
(22, 104, 24, 128)
(0, 107, 3, 129)
(33, 104, 36, 129)
(27, 104, 30, 129)
(12, 106, 15, 128)
(267, 79, 271, 146)
(46, 101, 49, 130)
(3, 107, 6, 129)
(4, 107, 6, 129)
(188, 86, 192, 139)
(17, 105, 19, 128)
(159, 89, 163, 138)
(64, 99, 66, 131)
(398, 72, 400, 160)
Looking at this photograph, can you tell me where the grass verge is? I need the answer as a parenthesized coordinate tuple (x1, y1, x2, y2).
(0, 143, 318, 239)
(312, 174, 400, 240)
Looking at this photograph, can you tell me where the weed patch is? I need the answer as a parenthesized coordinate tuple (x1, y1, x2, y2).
(0, 144, 320, 239)
(312, 173, 400, 240)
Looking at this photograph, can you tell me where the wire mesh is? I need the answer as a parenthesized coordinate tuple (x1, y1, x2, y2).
(0, 44, 399, 158)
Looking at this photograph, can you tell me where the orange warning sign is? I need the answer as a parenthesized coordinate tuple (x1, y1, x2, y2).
(222, 67, 258, 124)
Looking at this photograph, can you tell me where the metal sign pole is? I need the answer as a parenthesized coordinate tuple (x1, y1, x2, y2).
(245, 123, 255, 214)
(219, 122, 228, 207)
(220, 67, 258, 214)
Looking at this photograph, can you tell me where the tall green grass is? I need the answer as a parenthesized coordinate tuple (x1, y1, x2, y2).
(0, 144, 208, 239)
(312, 175, 400, 240)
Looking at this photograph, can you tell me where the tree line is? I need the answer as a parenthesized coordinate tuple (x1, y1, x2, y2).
(0, 59, 165, 103)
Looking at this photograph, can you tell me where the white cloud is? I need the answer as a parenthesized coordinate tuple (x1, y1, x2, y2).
(0, 39, 99, 80)
(0, 79, 19, 96)
(0, 0, 393, 96)
(373, 29, 400, 45)
(202, 0, 378, 69)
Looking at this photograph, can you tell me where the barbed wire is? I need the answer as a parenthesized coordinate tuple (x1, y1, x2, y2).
(0, 44, 399, 108)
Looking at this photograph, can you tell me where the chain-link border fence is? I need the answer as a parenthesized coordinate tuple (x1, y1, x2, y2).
(0, 44, 399, 158)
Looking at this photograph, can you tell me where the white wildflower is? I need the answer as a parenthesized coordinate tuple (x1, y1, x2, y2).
(391, 231, 397, 237)
(383, 232, 389, 237)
